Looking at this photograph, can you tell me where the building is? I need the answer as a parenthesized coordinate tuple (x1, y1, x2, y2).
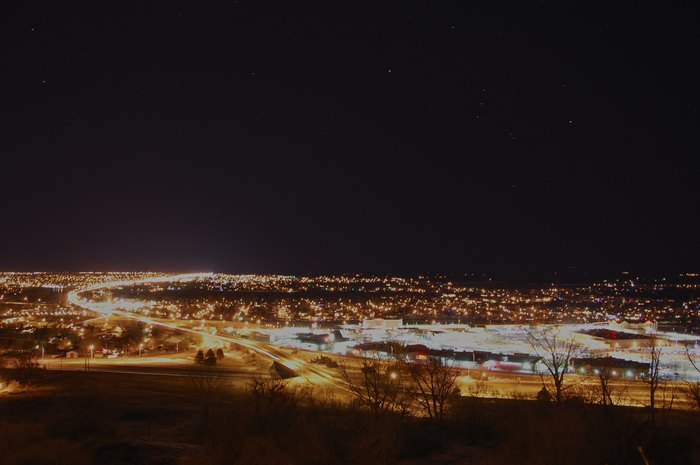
(576, 328, 653, 350)
(362, 318, 403, 330)
(610, 319, 658, 334)
(572, 356, 650, 380)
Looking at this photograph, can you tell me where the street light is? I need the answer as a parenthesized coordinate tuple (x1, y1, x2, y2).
(139, 343, 144, 357)
(88, 344, 94, 358)
(35, 344, 45, 359)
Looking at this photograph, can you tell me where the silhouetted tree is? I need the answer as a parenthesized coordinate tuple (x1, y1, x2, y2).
(188, 366, 227, 434)
(525, 325, 587, 403)
(646, 339, 662, 430)
(597, 363, 614, 410)
(204, 349, 217, 365)
(684, 343, 700, 411)
(339, 357, 410, 417)
(11, 352, 42, 386)
(249, 377, 301, 434)
(194, 349, 205, 364)
(537, 385, 553, 402)
(404, 356, 460, 419)
(119, 322, 146, 352)
(216, 348, 224, 360)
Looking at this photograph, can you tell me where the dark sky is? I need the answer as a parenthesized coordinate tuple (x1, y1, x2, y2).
(1, 2, 698, 277)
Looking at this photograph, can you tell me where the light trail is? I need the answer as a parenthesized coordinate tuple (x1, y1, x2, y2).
(66, 273, 342, 386)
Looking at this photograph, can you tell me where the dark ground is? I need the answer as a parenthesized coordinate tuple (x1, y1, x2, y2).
(2, 368, 699, 465)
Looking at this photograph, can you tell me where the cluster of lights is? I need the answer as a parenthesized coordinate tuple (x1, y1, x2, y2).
(2, 272, 698, 361)
(39, 273, 698, 330)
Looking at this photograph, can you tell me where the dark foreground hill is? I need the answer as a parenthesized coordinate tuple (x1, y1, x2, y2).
(1, 369, 698, 465)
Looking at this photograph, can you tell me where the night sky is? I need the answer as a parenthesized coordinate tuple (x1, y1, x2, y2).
(1, 2, 698, 278)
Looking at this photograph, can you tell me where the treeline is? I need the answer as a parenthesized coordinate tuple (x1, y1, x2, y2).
(181, 358, 700, 465)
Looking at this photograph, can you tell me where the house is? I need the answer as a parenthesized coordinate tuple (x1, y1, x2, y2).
(572, 356, 650, 380)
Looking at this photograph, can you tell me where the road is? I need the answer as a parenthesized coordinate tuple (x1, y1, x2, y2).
(66, 273, 341, 388)
(41, 351, 267, 380)
(65, 273, 692, 409)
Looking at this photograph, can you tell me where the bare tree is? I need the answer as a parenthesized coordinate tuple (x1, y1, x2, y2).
(404, 356, 460, 420)
(339, 357, 409, 417)
(646, 342, 662, 429)
(248, 377, 301, 433)
(597, 363, 614, 409)
(187, 365, 227, 432)
(525, 326, 587, 403)
(684, 343, 700, 411)
(14, 352, 40, 370)
(11, 352, 42, 386)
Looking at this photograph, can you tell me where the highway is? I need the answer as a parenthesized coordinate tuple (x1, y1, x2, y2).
(66, 273, 342, 388)
(64, 273, 691, 409)
(42, 352, 267, 380)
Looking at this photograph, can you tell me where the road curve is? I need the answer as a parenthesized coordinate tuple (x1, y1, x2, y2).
(66, 273, 341, 386)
